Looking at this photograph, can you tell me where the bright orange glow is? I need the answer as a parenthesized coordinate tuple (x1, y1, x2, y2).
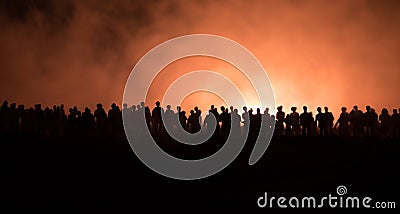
(0, 0, 399, 117)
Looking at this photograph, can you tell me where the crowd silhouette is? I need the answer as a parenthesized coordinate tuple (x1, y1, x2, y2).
(0, 100, 399, 140)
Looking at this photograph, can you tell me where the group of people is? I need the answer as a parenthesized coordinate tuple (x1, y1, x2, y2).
(275, 105, 399, 138)
(0, 100, 399, 139)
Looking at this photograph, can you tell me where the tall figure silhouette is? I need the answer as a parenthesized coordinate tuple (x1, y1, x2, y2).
(151, 101, 164, 135)
(316, 107, 326, 137)
(290, 107, 301, 136)
(350, 106, 363, 137)
(324, 107, 334, 136)
(276, 106, 285, 136)
(379, 108, 391, 138)
(300, 106, 313, 136)
(334, 107, 350, 136)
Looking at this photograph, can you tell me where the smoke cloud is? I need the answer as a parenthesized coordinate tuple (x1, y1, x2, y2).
(1, 0, 399, 115)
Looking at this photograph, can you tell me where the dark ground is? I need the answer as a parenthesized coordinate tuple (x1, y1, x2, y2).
(1, 133, 399, 213)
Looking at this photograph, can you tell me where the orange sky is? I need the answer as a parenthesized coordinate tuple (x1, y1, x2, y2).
(0, 0, 399, 117)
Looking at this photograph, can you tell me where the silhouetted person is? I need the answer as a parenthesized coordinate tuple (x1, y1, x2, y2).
(219, 106, 230, 135)
(94, 103, 107, 133)
(188, 110, 200, 133)
(248, 108, 256, 135)
(0, 101, 10, 132)
(290, 107, 301, 136)
(204, 109, 217, 136)
(363, 106, 375, 137)
(316, 107, 326, 137)
(108, 103, 122, 133)
(231, 109, 241, 131)
(242, 106, 249, 129)
(350, 105, 363, 137)
(276, 106, 285, 136)
(334, 107, 350, 136)
(81, 107, 95, 133)
(151, 101, 164, 134)
(8, 103, 19, 133)
(300, 106, 313, 136)
(284, 113, 292, 136)
(164, 105, 175, 132)
(254, 108, 262, 134)
(379, 108, 391, 138)
(263, 108, 273, 131)
(175, 106, 187, 131)
(34, 104, 45, 135)
(194, 106, 202, 128)
(324, 107, 334, 136)
(371, 108, 379, 137)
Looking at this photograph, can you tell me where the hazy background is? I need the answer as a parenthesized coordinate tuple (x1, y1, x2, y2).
(1, 0, 399, 116)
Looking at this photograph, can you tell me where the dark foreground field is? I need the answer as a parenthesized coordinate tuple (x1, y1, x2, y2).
(1, 133, 399, 213)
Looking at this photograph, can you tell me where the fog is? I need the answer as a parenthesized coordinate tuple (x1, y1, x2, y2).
(1, 0, 399, 116)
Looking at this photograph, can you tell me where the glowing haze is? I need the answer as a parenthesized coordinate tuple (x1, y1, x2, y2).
(0, 0, 399, 116)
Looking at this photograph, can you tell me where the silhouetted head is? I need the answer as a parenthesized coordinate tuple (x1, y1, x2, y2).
(166, 105, 171, 110)
(382, 108, 388, 114)
(257, 108, 261, 114)
(234, 109, 238, 114)
(277, 106, 283, 112)
(243, 106, 247, 112)
(140, 102, 145, 107)
(366, 105, 371, 111)
(324, 107, 328, 112)
(190, 110, 194, 115)
(96, 103, 102, 109)
(230, 106, 234, 112)
(35, 104, 41, 110)
(303, 106, 307, 112)
(10, 103, 16, 109)
(123, 103, 128, 109)
(220, 106, 225, 112)
(353, 105, 358, 110)
(131, 105, 136, 111)
(291, 107, 297, 112)
(264, 108, 269, 114)
(317, 107, 322, 113)
(194, 106, 199, 112)
(155, 101, 160, 107)
(341, 107, 347, 113)
(371, 108, 375, 113)
(177, 106, 181, 112)
(182, 111, 186, 115)
(85, 107, 90, 113)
